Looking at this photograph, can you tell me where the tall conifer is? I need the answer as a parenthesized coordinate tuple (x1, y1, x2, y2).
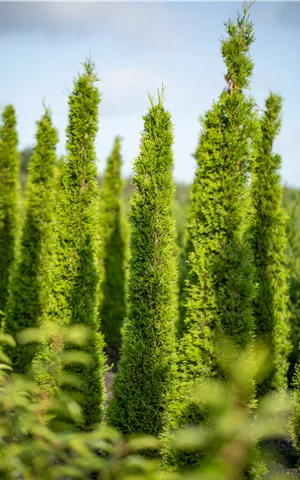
(2, 108, 58, 373)
(179, 5, 256, 384)
(251, 93, 290, 393)
(163, 7, 258, 469)
(99, 136, 128, 368)
(33, 60, 105, 430)
(0, 106, 20, 317)
(107, 91, 178, 437)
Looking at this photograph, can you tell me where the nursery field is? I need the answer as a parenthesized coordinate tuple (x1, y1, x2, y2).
(1, 3, 300, 479)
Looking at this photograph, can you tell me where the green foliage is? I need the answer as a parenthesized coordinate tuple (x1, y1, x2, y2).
(2, 108, 58, 374)
(251, 93, 291, 393)
(0, 332, 291, 480)
(0, 106, 20, 317)
(0, 331, 167, 480)
(107, 92, 178, 438)
(167, 342, 291, 479)
(32, 59, 106, 430)
(179, 5, 256, 383)
(283, 188, 300, 384)
(0, 9, 298, 474)
(99, 136, 128, 367)
(121, 177, 188, 338)
(165, 8, 258, 469)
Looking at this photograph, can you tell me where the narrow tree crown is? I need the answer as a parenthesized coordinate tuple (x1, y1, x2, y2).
(222, 4, 255, 91)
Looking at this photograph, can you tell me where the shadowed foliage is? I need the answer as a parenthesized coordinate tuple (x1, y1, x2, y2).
(0, 105, 20, 318)
(98, 136, 128, 368)
(251, 92, 291, 394)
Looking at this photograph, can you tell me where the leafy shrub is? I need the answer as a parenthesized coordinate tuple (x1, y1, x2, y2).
(0, 332, 292, 480)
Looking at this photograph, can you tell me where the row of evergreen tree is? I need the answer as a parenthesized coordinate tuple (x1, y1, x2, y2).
(0, 3, 300, 469)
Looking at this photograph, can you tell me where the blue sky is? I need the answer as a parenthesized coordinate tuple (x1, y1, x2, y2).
(0, 2, 299, 185)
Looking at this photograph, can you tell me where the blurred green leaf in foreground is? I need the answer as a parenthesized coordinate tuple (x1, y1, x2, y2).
(0, 329, 294, 480)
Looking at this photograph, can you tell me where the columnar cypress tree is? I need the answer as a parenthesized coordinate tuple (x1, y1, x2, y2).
(179, 4, 256, 386)
(2, 108, 58, 373)
(251, 93, 290, 393)
(107, 91, 178, 437)
(98, 136, 128, 368)
(33, 60, 105, 430)
(162, 8, 258, 470)
(0, 105, 20, 317)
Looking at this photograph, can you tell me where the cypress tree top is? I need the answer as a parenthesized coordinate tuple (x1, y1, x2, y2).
(251, 92, 291, 393)
(107, 91, 178, 438)
(102, 137, 123, 200)
(0, 105, 20, 317)
(2, 108, 58, 373)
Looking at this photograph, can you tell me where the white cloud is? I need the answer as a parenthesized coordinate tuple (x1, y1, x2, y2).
(0, 2, 174, 47)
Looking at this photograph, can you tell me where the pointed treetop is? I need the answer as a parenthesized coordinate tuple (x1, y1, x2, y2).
(147, 83, 167, 109)
(221, 1, 255, 91)
(259, 92, 282, 152)
(157, 83, 167, 105)
(147, 92, 155, 110)
(243, 0, 256, 16)
(41, 99, 52, 120)
(114, 135, 123, 145)
(83, 55, 96, 75)
(106, 136, 123, 171)
(2, 104, 16, 122)
(266, 91, 282, 116)
(72, 56, 100, 87)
